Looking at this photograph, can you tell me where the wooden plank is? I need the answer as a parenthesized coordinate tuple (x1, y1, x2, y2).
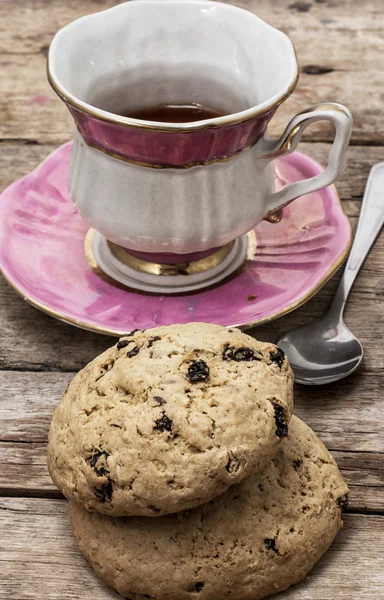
(0, 497, 121, 600)
(1, 55, 383, 146)
(0, 279, 115, 371)
(1, 255, 384, 370)
(0, 372, 383, 511)
(0, 442, 61, 498)
(332, 451, 384, 514)
(1, 441, 382, 513)
(0, 0, 382, 597)
(0, 2, 384, 144)
(0, 142, 57, 192)
(1, 371, 383, 452)
(0, 372, 71, 441)
(1, 498, 383, 599)
(2, 142, 382, 202)
(0, 54, 73, 144)
(2, 0, 384, 67)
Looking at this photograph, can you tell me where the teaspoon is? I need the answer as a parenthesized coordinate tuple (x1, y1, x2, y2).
(277, 163, 384, 385)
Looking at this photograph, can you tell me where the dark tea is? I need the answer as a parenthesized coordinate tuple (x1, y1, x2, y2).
(121, 102, 226, 123)
(87, 69, 245, 124)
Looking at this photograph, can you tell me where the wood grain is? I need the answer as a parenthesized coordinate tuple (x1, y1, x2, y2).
(0, 56, 383, 146)
(2, 441, 383, 513)
(1, 0, 384, 597)
(1, 371, 383, 452)
(2, 0, 384, 60)
(0, 371, 383, 512)
(1, 498, 383, 600)
(2, 142, 383, 202)
(1, 1, 384, 144)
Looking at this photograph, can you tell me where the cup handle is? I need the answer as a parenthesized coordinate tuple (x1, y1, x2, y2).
(262, 103, 353, 222)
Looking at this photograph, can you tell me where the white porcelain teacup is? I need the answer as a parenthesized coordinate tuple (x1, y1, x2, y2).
(48, 0, 352, 257)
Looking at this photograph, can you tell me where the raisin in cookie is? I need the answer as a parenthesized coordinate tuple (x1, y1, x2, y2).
(48, 323, 293, 516)
(69, 416, 349, 600)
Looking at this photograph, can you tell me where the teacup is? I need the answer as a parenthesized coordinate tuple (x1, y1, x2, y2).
(48, 0, 352, 258)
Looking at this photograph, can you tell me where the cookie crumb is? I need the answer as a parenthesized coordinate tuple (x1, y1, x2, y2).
(226, 455, 241, 473)
(95, 359, 115, 381)
(337, 494, 349, 511)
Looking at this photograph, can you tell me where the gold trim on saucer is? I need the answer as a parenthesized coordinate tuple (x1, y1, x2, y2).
(83, 229, 134, 290)
(85, 230, 257, 293)
(107, 240, 235, 276)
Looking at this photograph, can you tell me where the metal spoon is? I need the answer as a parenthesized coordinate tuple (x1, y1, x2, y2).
(278, 163, 384, 385)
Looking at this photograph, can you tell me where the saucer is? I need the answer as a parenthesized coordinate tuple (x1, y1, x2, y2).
(0, 142, 352, 335)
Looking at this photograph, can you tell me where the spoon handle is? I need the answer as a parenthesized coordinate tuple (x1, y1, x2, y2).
(330, 162, 384, 316)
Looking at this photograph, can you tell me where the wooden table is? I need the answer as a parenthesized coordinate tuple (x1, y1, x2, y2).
(1, 1, 384, 598)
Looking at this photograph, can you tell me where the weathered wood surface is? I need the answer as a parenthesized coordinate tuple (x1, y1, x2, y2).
(2, 371, 384, 453)
(1, 142, 380, 205)
(3, 54, 383, 145)
(3, 441, 384, 512)
(1, 371, 383, 512)
(1, 0, 384, 599)
(1, 498, 384, 600)
(1, 0, 384, 144)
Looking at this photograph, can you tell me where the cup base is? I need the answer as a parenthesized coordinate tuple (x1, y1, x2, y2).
(86, 230, 256, 294)
(123, 247, 223, 266)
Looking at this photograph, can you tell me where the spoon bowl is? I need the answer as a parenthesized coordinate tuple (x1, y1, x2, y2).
(278, 318, 363, 385)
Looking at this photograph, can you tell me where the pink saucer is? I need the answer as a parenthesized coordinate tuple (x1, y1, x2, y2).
(0, 142, 352, 335)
